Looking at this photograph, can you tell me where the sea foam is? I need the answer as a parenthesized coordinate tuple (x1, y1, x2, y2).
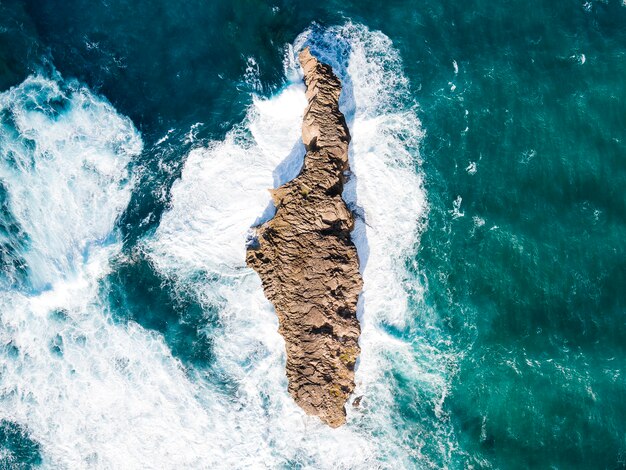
(0, 75, 141, 289)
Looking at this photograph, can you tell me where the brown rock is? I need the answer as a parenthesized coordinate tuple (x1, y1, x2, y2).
(246, 47, 362, 428)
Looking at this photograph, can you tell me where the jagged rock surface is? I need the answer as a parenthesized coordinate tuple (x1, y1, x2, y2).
(246, 47, 362, 428)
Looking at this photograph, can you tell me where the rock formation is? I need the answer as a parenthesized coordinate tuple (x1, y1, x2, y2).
(246, 47, 362, 428)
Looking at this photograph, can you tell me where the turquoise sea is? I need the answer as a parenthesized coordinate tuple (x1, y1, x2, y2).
(0, 0, 625, 468)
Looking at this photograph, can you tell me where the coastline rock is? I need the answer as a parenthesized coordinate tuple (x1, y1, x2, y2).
(246, 47, 362, 428)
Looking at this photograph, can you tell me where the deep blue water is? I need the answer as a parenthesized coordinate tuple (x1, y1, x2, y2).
(0, 0, 625, 468)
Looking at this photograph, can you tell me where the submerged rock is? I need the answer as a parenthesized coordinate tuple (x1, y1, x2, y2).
(246, 47, 362, 427)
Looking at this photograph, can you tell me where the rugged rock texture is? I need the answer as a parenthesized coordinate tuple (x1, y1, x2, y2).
(246, 47, 362, 428)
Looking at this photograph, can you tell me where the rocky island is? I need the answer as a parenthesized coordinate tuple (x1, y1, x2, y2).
(246, 47, 362, 427)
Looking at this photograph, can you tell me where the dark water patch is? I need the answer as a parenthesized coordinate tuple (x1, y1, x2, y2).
(105, 250, 215, 366)
(0, 183, 29, 289)
(0, 0, 42, 92)
(119, 135, 193, 247)
(21, 0, 305, 134)
(0, 420, 42, 469)
(49, 334, 63, 357)
(447, 348, 626, 469)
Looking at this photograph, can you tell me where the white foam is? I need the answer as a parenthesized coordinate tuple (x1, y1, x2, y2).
(0, 246, 218, 468)
(148, 82, 307, 281)
(451, 195, 465, 219)
(0, 75, 141, 288)
(243, 57, 262, 91)
(466, 161, 478, 175)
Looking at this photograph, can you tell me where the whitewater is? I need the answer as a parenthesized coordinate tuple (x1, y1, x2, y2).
(0, 24, 455, 469)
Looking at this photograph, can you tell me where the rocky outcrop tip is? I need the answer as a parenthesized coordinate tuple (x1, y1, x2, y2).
(246, 47, 362, 428)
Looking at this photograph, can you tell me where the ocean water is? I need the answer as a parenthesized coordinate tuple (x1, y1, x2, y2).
(0, 1, 625, 468)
